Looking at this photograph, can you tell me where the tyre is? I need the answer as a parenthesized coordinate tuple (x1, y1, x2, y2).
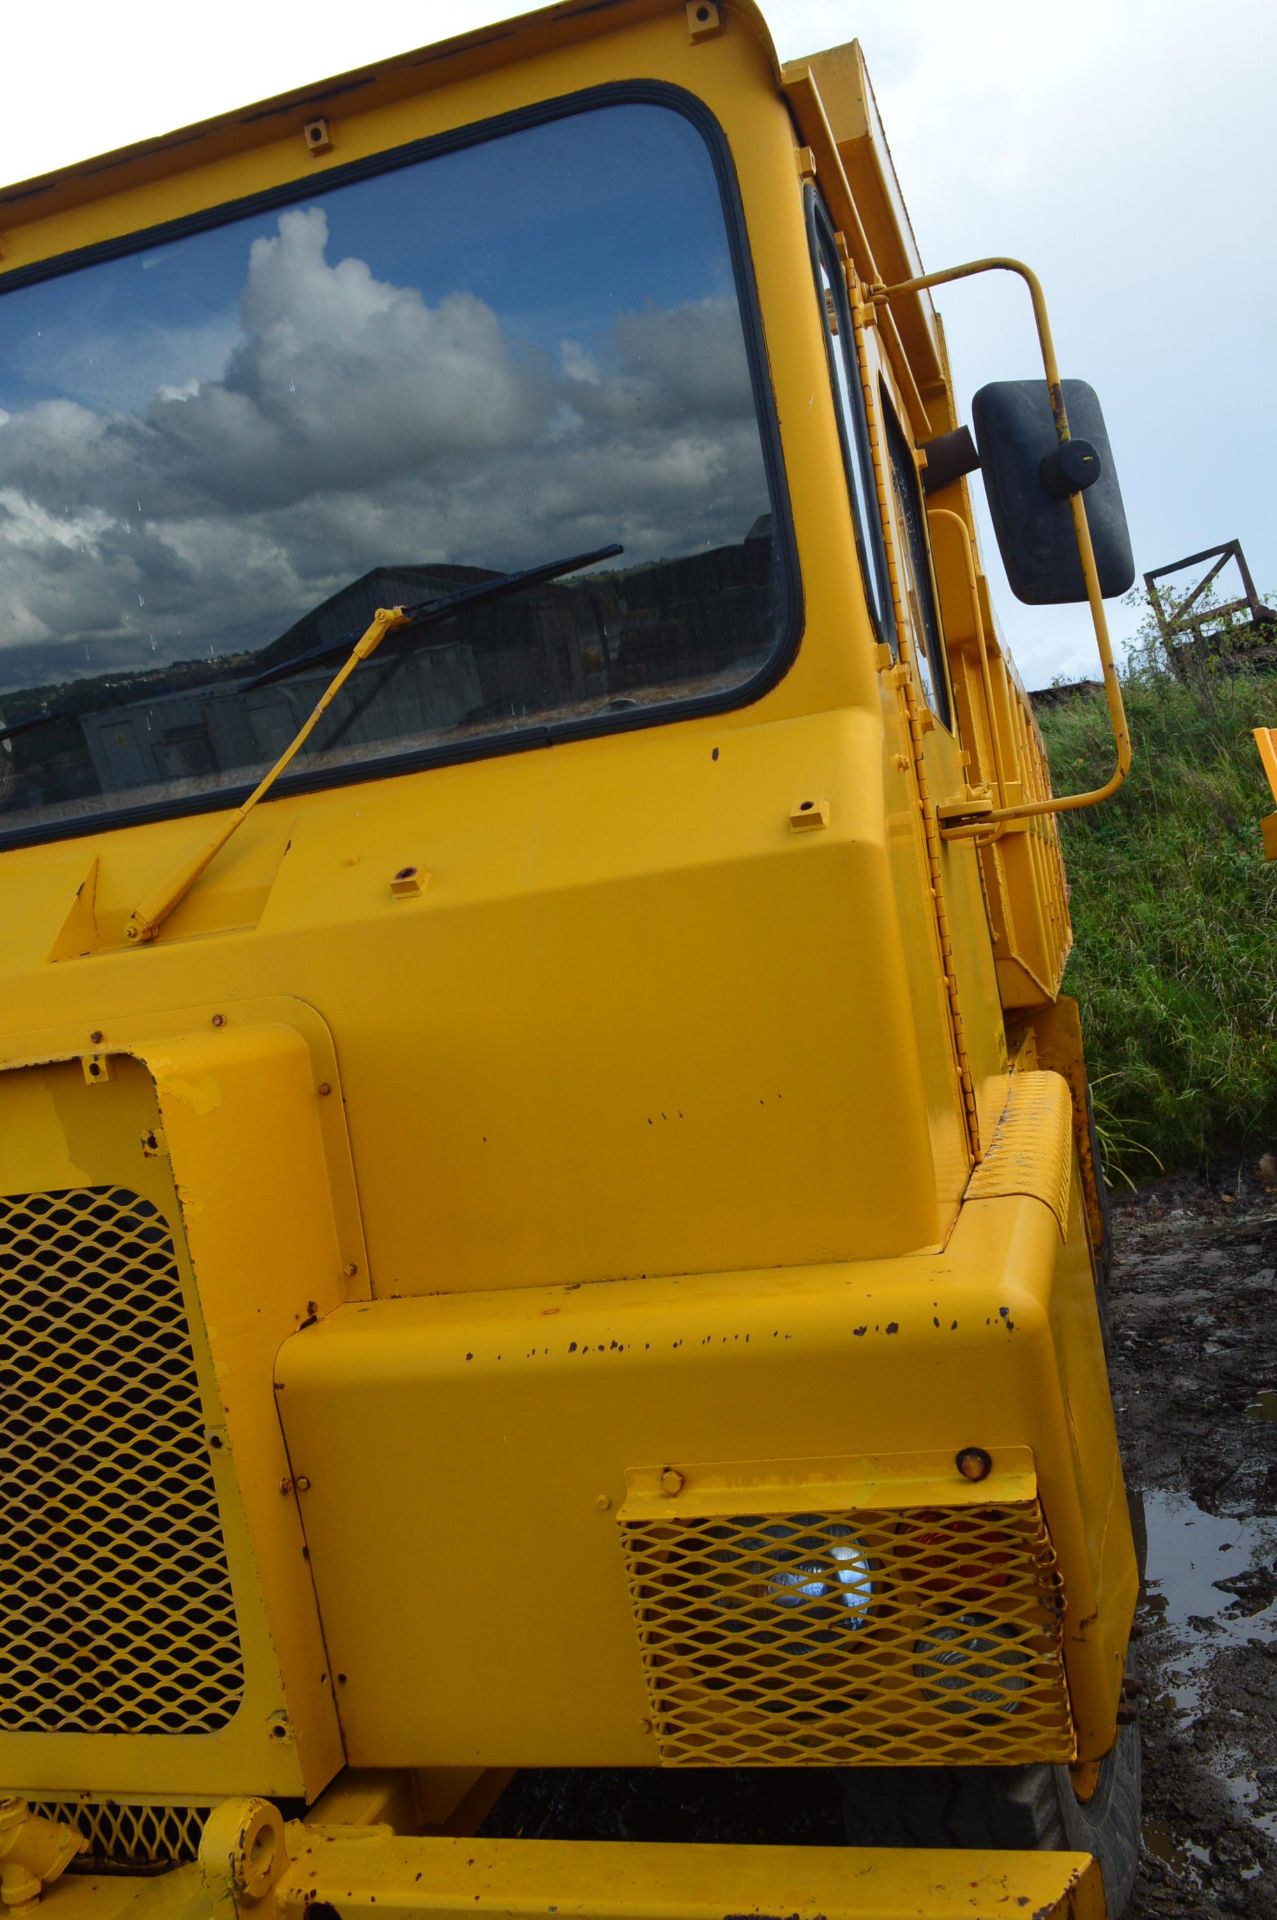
(1084, 1083, 1116, 1361)
(1084, 1083, 1115, 1298)
(1083, 1084, 1149, 1595)
(842, 1724, 1142, 1917)
(1127, 1484, 1148, 1592)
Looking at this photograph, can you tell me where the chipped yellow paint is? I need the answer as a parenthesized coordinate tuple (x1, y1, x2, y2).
(153, 1075, 224, 1117)
(0, 0, 1135, 1902)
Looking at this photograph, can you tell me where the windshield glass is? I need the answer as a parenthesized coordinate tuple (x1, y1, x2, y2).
(0, 100, 788, 838)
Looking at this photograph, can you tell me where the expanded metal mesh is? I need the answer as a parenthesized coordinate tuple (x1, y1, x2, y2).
(620, 1501, 1072, 1765)
(0, 1186, 244, 1735)
(26, 1799, 212, 1868)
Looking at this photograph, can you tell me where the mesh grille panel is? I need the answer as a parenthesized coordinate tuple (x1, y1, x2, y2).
(0, 1185, 244, 1735)
(620, 1502, 1072, 1765)
(26, 1799, 212, 1868)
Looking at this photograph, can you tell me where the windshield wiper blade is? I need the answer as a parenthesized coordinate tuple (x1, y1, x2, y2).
(124, 539, 622, 943)
(244, 541, 623, 691)
(0, 707, 69, 744)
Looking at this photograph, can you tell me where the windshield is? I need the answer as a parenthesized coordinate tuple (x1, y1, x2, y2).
(0, 98, 789, 840)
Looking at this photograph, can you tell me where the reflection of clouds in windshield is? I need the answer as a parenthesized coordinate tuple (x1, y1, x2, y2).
(14, 310, 243, 415)
(0, 198, 768, 690)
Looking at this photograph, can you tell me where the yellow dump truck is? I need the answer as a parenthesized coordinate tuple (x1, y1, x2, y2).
(0, 3, 1143, 1916)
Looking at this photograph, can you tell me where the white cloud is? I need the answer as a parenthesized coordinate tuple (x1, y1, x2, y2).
(771, 0, 1277, 681)
(0, 202, 770, 689)
(13, 0, 1267, 687)
(13, 310, 242, 415)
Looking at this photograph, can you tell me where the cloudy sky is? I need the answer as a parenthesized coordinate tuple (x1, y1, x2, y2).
(0, 102, 773, 696)
(4, 0, 1274, 688)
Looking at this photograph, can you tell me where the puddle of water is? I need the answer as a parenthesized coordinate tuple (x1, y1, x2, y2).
(1142, 1817, 1212, 1878)
(1141, 1490, 1277, 1713)
(1247, 1386, 1277, 1423)
(1221, 1763, 1277, 1845)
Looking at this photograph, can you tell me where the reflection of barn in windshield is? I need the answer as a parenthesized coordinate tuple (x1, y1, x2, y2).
(4, 527, 773, 809)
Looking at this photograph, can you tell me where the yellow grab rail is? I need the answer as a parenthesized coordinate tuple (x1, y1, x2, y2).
(871, 257, 1131, 834)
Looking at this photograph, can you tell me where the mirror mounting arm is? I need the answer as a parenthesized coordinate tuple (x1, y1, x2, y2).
(869, 257, 1131, 832)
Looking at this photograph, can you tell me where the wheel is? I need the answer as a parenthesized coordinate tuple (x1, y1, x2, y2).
(842, 1724, 1142, 1917)
(1083, 1084, 1148, 1595)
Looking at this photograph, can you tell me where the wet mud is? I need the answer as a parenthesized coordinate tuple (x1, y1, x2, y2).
(1114, 1179, 1277, 1916)
(484, 1179, 1277, 1915)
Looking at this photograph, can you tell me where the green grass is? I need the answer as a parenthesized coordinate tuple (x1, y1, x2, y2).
(1036, 622, 1277, 1183)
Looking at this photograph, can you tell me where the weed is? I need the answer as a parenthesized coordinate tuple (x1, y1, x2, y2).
(1037, 596, 1277, 1182)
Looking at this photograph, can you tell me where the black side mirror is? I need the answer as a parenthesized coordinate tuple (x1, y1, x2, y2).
(971, 378, 1134, 605)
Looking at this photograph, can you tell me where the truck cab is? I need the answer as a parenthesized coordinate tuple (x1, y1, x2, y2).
(0, 4, 1138, 1916)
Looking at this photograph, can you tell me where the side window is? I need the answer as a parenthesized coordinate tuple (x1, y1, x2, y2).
(805, 190, 896, 657)
(880, 387, 954, 732)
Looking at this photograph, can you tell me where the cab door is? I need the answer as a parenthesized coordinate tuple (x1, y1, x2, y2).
(808, 190, 971, 1224)
(871, 366, 1008, 1158)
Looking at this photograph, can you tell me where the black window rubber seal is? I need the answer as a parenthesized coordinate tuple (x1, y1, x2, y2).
(803, 185, 895, 661)
(879, 378, 956, 735)
(0, 79, 802, 853)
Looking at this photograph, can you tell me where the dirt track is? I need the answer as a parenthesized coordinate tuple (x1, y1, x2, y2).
(1113, 1180, 1277, 1915)
(484, 1180, 1277, 1914)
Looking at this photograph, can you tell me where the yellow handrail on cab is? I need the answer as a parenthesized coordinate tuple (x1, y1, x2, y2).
(871, 257, 1132, 836)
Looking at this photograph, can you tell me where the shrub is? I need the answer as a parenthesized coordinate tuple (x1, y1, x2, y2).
(1037, 599, 1277, 1182)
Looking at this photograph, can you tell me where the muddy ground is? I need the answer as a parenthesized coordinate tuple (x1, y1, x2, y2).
(484, 1178, 1277, 1915)
(1113, 1178, 1277, 1915)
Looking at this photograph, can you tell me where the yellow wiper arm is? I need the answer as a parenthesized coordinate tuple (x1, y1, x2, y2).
(124, 539, 622, 944)
(125, 604, 408, 944)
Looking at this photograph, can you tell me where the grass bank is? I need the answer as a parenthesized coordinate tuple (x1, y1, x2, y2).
(1036, 643, 1277, 1184)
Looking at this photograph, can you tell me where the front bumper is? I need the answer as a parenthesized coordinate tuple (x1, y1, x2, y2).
(35, 1801, 1108, 1920)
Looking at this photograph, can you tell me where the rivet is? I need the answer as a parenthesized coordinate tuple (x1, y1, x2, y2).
(211, 1012, 225, 1028)
(89, 1030, 103, 1045)
(295, 1475, 312, 1493)
(317, 1081, 332, 1097)
(342, 1262, 358, 1278)
(659, 1466, 684, 1495)
(595, 1494, 612, 1512)
(956, 1446, 993, 1482)
(638, 1717, 652, 1735)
